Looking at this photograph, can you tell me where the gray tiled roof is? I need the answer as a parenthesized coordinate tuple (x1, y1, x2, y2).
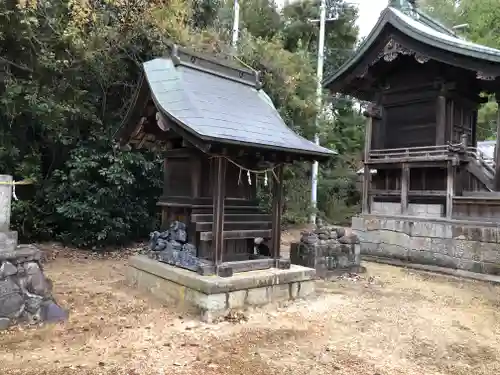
(324, 7, 500, 87)
(143, 56, 334, 158)
(392, 8, 500, 59)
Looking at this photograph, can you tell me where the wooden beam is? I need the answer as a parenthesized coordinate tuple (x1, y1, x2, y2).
(495, 97, 500, 191)
(370, 189, 446, 197)
(212, 157, 227, 272)
(400, 163, 409, 214)
(271, 165, 284, 266)
(446, 161, 455, 218)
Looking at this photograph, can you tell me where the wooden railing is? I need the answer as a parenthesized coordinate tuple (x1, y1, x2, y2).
(368, 144, 461, 163)
(368, 143, 496, 173)
(466, 146, 495, 177)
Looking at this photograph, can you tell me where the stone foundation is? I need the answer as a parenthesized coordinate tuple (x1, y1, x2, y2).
(0, 245, 67, 329)
(290, 226, 364, 278)
(126, 255, 316, 322)
(353, 215, 500, 275)
(371, 202, 444, 218)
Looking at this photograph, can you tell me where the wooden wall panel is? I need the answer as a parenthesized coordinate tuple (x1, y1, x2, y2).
(384, 100, 436, 148)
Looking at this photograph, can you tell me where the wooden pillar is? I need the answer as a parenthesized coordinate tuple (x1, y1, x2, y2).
(436, 94, 447, 145)
(362, 110, 373, 214)
(400, 163, 409, 214)
(460, 133, 468, 148)
(494, 97, 500, 191)
(446, 161, 455, 218)
(212, 157, 227, 268)
(163, 158, 168, 196)
(160, 158, 169, 230)
(191, 156, 201, 198)
(271, 165, 284, 266)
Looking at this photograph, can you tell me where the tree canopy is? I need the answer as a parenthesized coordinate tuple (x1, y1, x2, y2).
(0, 0, 364, 248)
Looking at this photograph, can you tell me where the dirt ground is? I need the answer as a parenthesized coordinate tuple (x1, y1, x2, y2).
(1, 241, 500, 375)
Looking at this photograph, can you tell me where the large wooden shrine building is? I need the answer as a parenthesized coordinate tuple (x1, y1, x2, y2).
(115, 45, 332, 276)
(325, 1, 500, 221)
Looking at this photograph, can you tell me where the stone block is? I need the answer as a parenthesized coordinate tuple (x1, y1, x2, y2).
(407, 250, 435, 265)
(410, 236, 431, 252)
(479, 243, 500, 264)
(0, 278, 24, 318)
(246, 287, 270, 306)
(271, 283, 291, 301)
(0, 175, 12, 232)
(0, 232, 17, 253)
(481, 227, 498, 244)
(359, 242, 382, 256)
(353, 244, 361, 264)
(290, 282, 299, 299)
(297, 281, 315, 298)
(0, 261, 17, 278)
(431, 252, 460, 269)
(365, 218, 381, 231)
(411, 221, 433, 237)
(457, 259, 484, 274)
(430, 238, 452, 255)
(371, 202, 385, 214)
(379, 243, 408, 260)
(351, 217, 365, 231)
(0, 317, 10, 330)
(479, 262, 500, 276)
(228, 290, 247, 308)
(185, 288, 226, 311)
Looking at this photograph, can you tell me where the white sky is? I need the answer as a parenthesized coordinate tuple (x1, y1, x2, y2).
(355, 0, 388, 38)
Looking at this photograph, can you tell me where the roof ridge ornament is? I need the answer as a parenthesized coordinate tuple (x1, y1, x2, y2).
(171, 44, 181, 66)
(169, 44, 262, 88)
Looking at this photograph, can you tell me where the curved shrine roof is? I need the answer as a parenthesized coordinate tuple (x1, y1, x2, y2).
(119, 46, 334, 160)
(324, 7, 500, 90)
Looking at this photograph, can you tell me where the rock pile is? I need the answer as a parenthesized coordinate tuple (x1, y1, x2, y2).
(290, 225, 364, 278)
(148, 221, 208, 272)
(0, 246, 67, 330)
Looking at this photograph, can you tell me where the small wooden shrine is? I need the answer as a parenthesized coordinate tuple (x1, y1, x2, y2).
(324, 2, 500, 221)
(115, 45, 333, 277)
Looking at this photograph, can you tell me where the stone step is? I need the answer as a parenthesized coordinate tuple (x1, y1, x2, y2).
(191, 213, 271, 223)
(195, 221, 272, 232)
(199, 229, 272, 242)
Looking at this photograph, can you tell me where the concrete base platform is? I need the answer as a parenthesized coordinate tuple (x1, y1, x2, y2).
(125, 255, 316, 322)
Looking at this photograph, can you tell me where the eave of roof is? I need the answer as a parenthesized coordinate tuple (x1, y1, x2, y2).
(118, 46, 335, 160)
(323, 7, 500, 89)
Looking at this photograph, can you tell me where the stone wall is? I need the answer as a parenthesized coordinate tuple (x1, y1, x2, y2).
(0, 246, 67, 330)
(290, 226, 363, 277)
(352, 215, 500, 275)
(371, 202, 444, 218)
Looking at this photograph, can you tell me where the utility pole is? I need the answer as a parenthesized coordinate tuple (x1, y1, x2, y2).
(309, 0, 336, 225)
(232, 0, 240, 49)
